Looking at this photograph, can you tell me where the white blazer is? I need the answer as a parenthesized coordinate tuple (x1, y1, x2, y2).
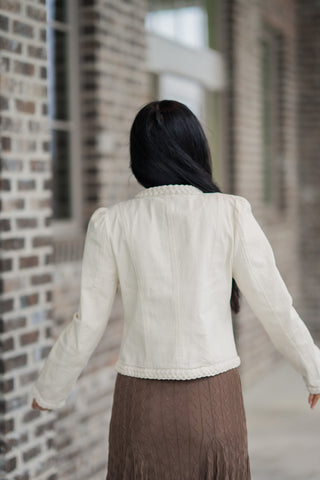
(31, 184, 320, 409)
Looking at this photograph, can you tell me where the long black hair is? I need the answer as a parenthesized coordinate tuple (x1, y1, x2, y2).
(129, 99, 241, 314)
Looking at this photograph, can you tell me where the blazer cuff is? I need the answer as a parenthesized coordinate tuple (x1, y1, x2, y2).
(31, 383, 67, 410)
(306, 383, 320, 394)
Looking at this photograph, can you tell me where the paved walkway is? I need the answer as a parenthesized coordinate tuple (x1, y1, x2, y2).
(242, 359, 320, 480)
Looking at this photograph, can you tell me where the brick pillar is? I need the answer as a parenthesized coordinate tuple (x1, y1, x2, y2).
(0, 1, 57, 480)
(80, 0, 149, 215)
(296, 0, 320, 337)
(221, 0, 302, 389)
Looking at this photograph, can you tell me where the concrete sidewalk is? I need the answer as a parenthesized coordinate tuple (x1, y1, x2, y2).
(242, 359, 320, 480)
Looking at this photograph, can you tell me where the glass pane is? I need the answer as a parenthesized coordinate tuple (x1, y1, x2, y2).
(158, 73, 205, 119)
(47, 27, 70, 121)
(261, 38, 272, 204)
(51, 129, 72, 219)
(47, 0, 68, 23)
(275, 33, 286, 211)
(146, 0, 208, 49)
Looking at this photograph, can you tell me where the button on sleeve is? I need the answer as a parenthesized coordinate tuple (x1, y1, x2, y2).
(31, 207, 119, 409)
(232, 196, 320, 394)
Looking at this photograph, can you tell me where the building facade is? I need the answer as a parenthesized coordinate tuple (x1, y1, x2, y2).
(0, 0, 319, 478)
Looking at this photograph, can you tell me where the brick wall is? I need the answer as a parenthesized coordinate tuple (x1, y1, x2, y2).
(0, 0, 148, 479)
(0, 1, 56, 479)
(221, 0, 303, 389)
(296, 0, 320, 338)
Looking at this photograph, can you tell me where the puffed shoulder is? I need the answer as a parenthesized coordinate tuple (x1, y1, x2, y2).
(223, 194, 252, 222)
(216, 192, 251, 209)
(89, 206, 108, 222)
(84, 207, 111, 251)
(87, 206, 109, 232)
(232, 194, 251, 210)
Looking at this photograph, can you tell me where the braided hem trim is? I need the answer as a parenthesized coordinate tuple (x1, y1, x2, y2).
(114, 356, 241, 380)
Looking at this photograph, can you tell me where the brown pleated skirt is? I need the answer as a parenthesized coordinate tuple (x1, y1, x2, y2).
(106, 367, 251, 479)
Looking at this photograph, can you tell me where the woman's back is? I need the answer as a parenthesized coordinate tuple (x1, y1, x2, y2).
(109, 185, 240, 377)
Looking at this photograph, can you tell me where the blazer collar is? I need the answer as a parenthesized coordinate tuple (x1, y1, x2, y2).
(134, 184, 204, 198)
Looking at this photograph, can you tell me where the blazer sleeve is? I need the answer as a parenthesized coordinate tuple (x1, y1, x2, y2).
(232, 196, 320, 394)
(30, 207, 119, 409)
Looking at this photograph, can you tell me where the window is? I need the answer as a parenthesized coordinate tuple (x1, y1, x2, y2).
(145, 0, 209, 49)
(46, 1, 81, 227)
(145, 0, 226, 187)
(158, 73, 205, 119)
(261, 25, 286, 211)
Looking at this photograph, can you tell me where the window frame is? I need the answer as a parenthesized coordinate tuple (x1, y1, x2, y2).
(47, 0, 82, 237)
(260, 23, 286, 213)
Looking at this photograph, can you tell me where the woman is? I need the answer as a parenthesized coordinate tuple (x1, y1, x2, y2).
(31, 100, 320, 479)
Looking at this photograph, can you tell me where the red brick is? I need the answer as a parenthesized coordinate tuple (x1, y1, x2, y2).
(1, 136, 11, 151)
(26, 5, 46, 23)
(1, 198, 24, 211)
(0, 354, 27, 373)
(13, 20, 34, 38)
(32, 236, 52, 247)
(1, 276, 24, 293)
(15, 98, 35, 113)
(0, 36, 22, 53)
(0, 218, 11, 231)
(0, 378, 14, 394)
(17, 179, 36, 190)
(0, 237, 24, 250)
(22, 408, 41, 423)
(0, 417, 14, 434)
(0, 157, 22, 172)
(16, 217, 37, 229)
(0, 1, 21, 14)
(0, 297, 14, 314)
(0, 336, 14, 352)
(0, 178, 10, 190)
(20, 293, 39, 308)
(5, 431, 28, 451)
(31, 273, 51, 286)
(0, 316, 26, 333)
(19, 255, 39, 269)
(0, 55, 9, 71)
(0, 257, 13, 272)
(34, 419, 55, 436)
(20, 330, 39, 346)
(0, 95, 9, 110)
(22, 444, 41, 462)
(0, 393, 28, 413)
(27, 44, 46, 60)
(0, 14, 9, 31)
(3, 455, 16, 473)
(30, 160, 48, 172)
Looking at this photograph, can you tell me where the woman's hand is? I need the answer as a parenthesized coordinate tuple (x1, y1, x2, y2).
(32, 398, 51, 411)
(308, 393, 320, 409)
